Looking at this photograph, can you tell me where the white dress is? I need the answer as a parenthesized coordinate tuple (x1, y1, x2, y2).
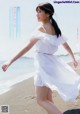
(30, 29, 80, 101)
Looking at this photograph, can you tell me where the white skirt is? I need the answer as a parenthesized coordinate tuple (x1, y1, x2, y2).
(33, 52, 80, 101)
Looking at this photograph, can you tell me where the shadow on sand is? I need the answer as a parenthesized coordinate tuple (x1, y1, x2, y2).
(63, 109, 80, 114)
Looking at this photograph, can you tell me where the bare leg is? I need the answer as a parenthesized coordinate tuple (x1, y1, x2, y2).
(35, 86, 63, 114)
(47, 88, 54, 103)
(47, 88, 54, 114)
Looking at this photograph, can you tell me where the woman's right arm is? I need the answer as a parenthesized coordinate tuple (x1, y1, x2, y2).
(2, 38, 39, 71)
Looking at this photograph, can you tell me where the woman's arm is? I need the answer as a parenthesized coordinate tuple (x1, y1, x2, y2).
(62, 42, 78, 67)
(2, 38, 39, 71)
(10, 38, 39, 64)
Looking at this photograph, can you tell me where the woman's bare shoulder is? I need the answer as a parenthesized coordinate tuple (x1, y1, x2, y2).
(37, 26, 45, 33)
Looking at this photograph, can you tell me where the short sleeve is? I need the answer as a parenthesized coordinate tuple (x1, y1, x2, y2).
(55, 34, 68, 46)
(29, 29, 43, 40)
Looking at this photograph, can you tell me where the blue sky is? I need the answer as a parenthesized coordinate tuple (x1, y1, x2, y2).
(0, 0, 80, 60)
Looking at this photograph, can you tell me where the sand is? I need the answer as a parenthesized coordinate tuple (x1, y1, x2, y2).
(0, 60, 80, 114)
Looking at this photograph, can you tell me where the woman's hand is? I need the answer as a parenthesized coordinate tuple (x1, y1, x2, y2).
(2, 61, 11, 72)
(72, 59, 78, 68)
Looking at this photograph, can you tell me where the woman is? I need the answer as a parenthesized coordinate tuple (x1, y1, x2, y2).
(2, 2, 80, 114)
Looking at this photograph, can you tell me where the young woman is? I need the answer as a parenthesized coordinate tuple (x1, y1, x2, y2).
(2, 2, 80, 114)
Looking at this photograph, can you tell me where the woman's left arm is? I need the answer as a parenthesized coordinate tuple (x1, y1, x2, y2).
(62, 42, 78, 68)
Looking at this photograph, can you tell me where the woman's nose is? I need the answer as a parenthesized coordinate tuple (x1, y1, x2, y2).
(36, 13, 38, 16)
(36, 13, 39, 18)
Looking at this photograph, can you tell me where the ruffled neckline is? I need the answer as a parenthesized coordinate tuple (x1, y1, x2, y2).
(37, 30, 57, 37)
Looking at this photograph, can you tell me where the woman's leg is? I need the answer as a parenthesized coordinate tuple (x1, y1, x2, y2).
(47, 87, 54, 103)
(35, 86, 63, 114)
(47, 88, 54, 114)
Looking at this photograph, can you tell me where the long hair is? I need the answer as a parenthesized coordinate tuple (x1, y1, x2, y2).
(36, 2, 61, 38)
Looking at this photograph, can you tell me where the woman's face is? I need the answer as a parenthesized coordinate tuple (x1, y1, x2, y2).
(36, 8, 49, 22)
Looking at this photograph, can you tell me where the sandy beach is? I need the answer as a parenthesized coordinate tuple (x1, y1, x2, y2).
(0, 60, 80, 114)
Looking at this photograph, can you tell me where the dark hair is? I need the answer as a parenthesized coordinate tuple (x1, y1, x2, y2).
(36, 2, 62, 38)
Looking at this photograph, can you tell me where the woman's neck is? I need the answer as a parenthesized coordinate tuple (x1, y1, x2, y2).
(41, 20, 52, 30)
(42, 19, 51, 26)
